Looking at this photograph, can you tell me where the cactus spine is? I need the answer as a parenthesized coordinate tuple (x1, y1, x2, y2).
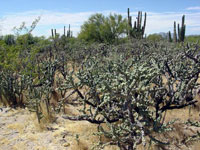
(127, 8, 147, 39)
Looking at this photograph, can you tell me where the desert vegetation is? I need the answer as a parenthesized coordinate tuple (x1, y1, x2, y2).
(0, 8, 200, 150)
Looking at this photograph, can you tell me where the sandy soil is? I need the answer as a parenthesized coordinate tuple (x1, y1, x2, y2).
(0, 107, 118, 150)
(1, 106, 200, 150)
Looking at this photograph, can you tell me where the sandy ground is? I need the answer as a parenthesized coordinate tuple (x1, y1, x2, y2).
(0, 107, 118, 150)
(1, 106, 200, 150)
(0, 107, 67, 150)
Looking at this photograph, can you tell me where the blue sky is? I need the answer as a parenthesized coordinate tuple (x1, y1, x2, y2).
(0, 0, 200, 36)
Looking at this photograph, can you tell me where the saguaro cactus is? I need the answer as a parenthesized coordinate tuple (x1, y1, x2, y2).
(172, 15, 186, 43)
(178, 15, 186, 42)
(51, 29, 57, 39)
(64, 26, 66, 36)
(63, 24, 73, 38)
(67, 24, 71, 37)
(127, 8, 147, 39)
(173, 21, 177, 43)
(127, 8, 132, 36)
(168, 31, 172, 42)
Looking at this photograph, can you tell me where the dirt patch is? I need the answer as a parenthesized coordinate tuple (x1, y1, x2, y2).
(0, 106, 200, 150)
(0, 107, 116, 150)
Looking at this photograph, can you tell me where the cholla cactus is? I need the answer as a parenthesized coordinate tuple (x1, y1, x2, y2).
(0, 71, 28, 107)
(63, 41, 200, 150)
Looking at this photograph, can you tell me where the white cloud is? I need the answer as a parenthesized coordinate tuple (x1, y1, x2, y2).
(186, 6, 200, 10)
(145, 12, 200, 35)
(0, 10, 95, 36)
(0, 9, 200, 37)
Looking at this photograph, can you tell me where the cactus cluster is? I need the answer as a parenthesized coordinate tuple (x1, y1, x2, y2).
(1, 37, 200, 149)
(127, 8, 147, 39)
(63, 41, 200, 150)
(65, 24, 73, 38)
(52, 24, 73, 39)
(168, 15, 186, 43)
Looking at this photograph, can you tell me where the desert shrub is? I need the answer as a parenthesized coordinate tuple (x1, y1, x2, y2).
(78, 13, 127, 44)
(3, 34, 16, 45)
(185, 35, 200, 44)
(147, 34, 163, 42)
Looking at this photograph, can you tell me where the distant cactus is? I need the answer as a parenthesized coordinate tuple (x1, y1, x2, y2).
(51, 29, 57, 39)
(54, 29, 57, 36)
(172, 15, 186, 43)
(127, 8, 132, 36)
(178, 15, 186, 42)
(64, 26, 66, 36)
(51, 29, 54, 38)
(63, 25, 72, 38)
(173, 21, 177, 43)
(67, 24, 73, 38)
(168, 31, 172, 42)
(127, 8, 147, 39)
(67, 24, 70, 37)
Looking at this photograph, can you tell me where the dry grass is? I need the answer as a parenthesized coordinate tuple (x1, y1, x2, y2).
(7, 123, 25, 134)
(63, 120, 99, 150)
(0, 94, 9, 106)
(0, 137, 10, 146)
(12, 141, 28, 150)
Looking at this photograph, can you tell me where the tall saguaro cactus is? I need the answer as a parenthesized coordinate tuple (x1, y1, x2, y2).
(67, 24, 71, 37)
(127, 8, 132, 36)
(127, 8, 147, 39)
(63, 24, 73, 38)
(171, 15, 186, 43)
(51, 29, 57, 39)
(178, 15, 186, 42)
(168, 31, 172, 42)
(173, 21, 177, 43)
